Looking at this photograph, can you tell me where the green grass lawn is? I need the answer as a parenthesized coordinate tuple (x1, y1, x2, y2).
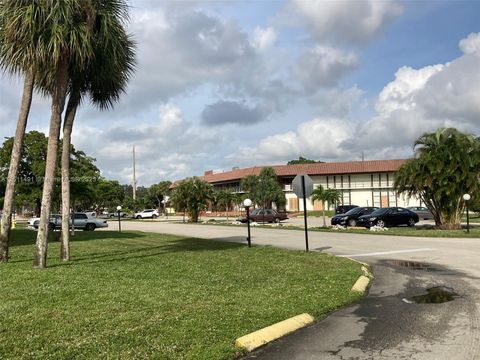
(1, 230, 362, 360)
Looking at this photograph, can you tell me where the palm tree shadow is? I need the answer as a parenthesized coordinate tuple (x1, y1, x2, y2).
(10, 229, 147, 247)
(48, 237, 246, 267)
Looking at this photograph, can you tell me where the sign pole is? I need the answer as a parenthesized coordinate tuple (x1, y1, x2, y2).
(301, 175, 309, 252)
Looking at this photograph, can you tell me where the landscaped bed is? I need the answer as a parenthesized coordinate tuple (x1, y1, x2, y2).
(1, 230, 362, 360)
(198, 220, 480, 238)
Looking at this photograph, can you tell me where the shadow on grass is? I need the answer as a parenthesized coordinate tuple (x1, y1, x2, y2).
(46, 237, 246, 267)
(10, 229, 147, 247)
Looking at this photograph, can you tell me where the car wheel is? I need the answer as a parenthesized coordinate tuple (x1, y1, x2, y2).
(48, 223, 55, 231)
(274, 218, 280, 223)
(136, 215, 141, 219)
(109, 214, 115, 218)
(85, 223, 96, 231)
(376, 220, 385, 228)
(152, 214, 158, 219)
(408, 218, 416, 227)
(348, 218, 357, 227)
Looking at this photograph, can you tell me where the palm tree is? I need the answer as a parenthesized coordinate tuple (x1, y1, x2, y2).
(216, 189, 235, 221)
(395, 128, 480, 230)
(0, 1, 44, 262)
(311, 185, 341, 227)
(33, 1, 102, 268)
(59, 1, 135, 261)
(172, 178, 214, 222)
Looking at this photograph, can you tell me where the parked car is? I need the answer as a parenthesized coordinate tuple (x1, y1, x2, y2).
(407, 206, 434, 220)
(357, 207, 419, 228)
(331, 206, 379, 227)
(32, 213, 108, 231)
(238, 209, 288, 223)
(134, 209, 159, 219)
(108, 211, 128, 218)
(335, 205, 358, 214)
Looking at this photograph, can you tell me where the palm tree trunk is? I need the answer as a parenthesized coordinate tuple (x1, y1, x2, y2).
(60, 89, 80, 262)
(322, 206, 326, 227)
(0, 69, 35, 263)
(33, 63, 69, 269)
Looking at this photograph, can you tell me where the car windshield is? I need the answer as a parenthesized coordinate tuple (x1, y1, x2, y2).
(345, 208, 362, 215)
(370, 208, 389, 216)
(250, 209, 260, 216)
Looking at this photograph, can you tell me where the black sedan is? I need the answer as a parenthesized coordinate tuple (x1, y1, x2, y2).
(357, 207, 419, 228)
(331, 207, 379, 227)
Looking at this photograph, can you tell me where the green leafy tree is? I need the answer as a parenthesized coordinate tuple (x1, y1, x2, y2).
(216, 189, 235, 221)
(240, 167, 286, 209)
(94, 180, 125, 211)
(287, 157, 323, 165)
(394, 128, 480, 230)
(149, 181, 172, 214)
(171, 177, 213, 222)
(311, 185, 341, 227)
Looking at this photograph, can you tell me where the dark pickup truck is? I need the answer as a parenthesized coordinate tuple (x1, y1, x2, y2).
(238, 209, 289, 223)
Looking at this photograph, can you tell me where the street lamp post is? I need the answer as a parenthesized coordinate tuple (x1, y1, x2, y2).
(117, 205, 122, 232)
(463, 194, 471, 233)
(243, 198, 252, 247)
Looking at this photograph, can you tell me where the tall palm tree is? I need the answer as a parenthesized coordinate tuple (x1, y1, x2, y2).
(59, 1, 135, 261)
(0, 0, 45, 262)
(33, 1, 99, 268)
(311, 185, 341, 227)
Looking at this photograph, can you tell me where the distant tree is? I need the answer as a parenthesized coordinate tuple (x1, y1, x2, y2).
(287, 157, 324, 165)
(149, 181, 172, 213)
(311, 185, 341, 227)
(240, 167, 286, 209)
(0, 131, 100, 215)
(216, 189, 235, 221)
(94, 180, 125, 211)
(394, 128, 480, 230)
(171, 177, 213, 222)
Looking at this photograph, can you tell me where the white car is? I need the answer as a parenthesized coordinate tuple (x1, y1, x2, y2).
(32, 213, 108, 231)
(134, 209, 159, 219)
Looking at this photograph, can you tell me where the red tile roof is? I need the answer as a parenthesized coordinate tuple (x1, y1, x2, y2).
(201, 159, 408, 184)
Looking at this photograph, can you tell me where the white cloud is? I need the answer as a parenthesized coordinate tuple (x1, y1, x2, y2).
(459, 32, 480, 54)
(288, 0, 403, 45)
(375, 65, 444, 115)
(72, 103, 223, 185)
(294, 46, 358, 90)
(235, 32, 480, 165)
(252, 27, 277, 51)
(228, 117, 355, 165)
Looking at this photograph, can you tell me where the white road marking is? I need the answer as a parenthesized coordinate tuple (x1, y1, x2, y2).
(339, 248, 436, 258)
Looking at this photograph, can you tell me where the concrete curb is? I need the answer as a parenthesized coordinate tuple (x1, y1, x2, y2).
(348, 258, 373, 293)
(235, 313, 315, 351)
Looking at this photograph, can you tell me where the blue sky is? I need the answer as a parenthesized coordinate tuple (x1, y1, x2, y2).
(1, 0, 480, 186)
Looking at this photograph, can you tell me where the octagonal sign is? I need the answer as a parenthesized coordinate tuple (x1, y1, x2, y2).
(292, 174, 314, 198)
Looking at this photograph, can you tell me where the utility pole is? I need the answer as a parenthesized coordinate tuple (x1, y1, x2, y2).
(132, 145, 137, 200)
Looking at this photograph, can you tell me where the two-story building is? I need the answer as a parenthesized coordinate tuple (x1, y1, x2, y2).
(201, 159, 419, 211)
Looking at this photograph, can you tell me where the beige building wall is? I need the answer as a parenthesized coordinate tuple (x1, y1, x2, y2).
(282, 172, 421, 212)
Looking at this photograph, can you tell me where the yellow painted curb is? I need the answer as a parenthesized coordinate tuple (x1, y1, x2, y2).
(351, 275, 371, 293)
(235, 313, 314, 351)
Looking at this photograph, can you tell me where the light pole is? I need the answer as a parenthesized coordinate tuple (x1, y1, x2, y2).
(243, 198, 252, 247)
(463, 194, 471, 233)
(117, 205, 122, 232)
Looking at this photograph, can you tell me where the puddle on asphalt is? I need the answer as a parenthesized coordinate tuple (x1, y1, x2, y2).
(404, 286, 458, 304)
(387, 260, 441, 271)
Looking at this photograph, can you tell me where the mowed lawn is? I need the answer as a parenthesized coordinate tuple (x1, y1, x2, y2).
(1, 230, 362, 360)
